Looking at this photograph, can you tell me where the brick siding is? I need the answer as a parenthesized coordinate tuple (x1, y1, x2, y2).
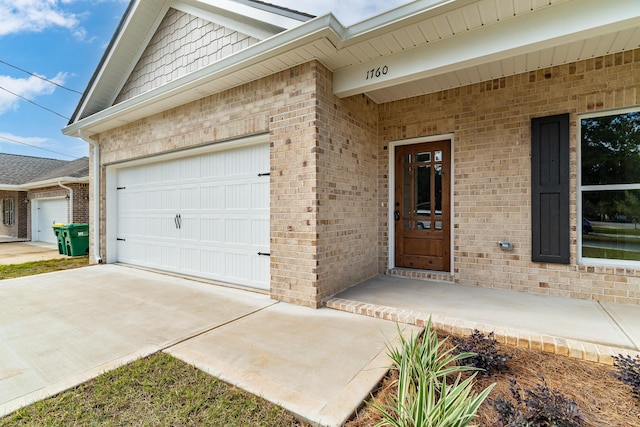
(93, 41, 640, 307)
(378, 49, 640, 305)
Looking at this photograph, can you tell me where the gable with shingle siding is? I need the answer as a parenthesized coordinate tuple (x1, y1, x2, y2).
(115, 8, 261, 104)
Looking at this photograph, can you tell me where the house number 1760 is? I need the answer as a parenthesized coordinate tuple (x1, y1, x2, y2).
(366, 66, 388, 80)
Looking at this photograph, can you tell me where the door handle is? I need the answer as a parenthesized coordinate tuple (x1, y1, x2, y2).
(177, 214, 182, 229)
(174, 214, 178, 229)
(394, 210, 400, 221)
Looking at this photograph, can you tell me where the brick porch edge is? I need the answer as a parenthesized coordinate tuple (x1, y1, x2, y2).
(325, 297, 640, 365)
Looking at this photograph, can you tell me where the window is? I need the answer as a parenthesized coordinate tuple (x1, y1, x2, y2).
(579, 109, 640, 265)
(2, 198, 15, 226)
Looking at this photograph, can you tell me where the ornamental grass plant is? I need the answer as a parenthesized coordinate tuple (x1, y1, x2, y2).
(369, 318, 494, 427)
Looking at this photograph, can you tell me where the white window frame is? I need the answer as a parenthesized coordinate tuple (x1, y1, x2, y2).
(577, 106, 640, 268)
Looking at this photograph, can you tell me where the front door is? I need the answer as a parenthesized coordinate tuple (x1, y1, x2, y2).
(394, 141, 450, 271)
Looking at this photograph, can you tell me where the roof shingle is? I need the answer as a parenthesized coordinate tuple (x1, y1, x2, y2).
(0, 153, 88, 186)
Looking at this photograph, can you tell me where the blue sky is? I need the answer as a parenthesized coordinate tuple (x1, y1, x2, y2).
(0, 0, 410, 161)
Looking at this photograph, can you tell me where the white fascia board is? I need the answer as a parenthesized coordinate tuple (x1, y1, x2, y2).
(74, 0, 171, 122)
(343, 0, 458, 44)
(333, 0, 640, 98)
(173, 1, 284, 40)
(20, 177, 89, 190)
(189, 0, 307, 30)
(0, 177, 88, 192)
(63, 14, 343, 138)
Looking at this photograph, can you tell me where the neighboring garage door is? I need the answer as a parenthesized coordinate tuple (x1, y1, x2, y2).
(33, 198, 68, 243)
(115, 143, 270, 290)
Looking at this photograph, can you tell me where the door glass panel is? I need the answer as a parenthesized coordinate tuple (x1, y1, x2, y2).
(435, 150, 442, 161)
(416, 152, 431, 162)
(416, 220, 431, 230)
(415, 165, 431, 217)
(434, 164, 442, 216)
(403, 166, 411, 216)
(403, 220, 411, 231)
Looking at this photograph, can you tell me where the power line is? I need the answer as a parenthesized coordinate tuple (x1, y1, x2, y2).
(0, 59, 83, 95)
(0, 85, 70, 120)
(0, 134, 79, 160)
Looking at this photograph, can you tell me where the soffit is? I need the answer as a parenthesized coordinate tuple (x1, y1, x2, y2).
(332, 0, 640, 102)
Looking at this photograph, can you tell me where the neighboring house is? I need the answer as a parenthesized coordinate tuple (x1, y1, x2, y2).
(63, 0, 640, 307)
(0, 154, 89, 244)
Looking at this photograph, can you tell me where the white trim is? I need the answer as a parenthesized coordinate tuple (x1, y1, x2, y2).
(171, 0, 282, 40)
(105, 133, 270, 263)
(577, 106, 640, 268)
(387, 133, 455, 272)
(0, 177, 87, 192)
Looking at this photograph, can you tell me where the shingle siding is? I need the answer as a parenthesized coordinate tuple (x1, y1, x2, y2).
(115, 8, 261, 103)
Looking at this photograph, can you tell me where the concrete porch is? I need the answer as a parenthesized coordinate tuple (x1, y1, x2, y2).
(326, 275, 640, 364)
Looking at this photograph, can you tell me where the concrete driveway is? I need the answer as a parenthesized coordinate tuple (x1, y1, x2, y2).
(0, 265, 412, 426)
(0, 242, 68, 265)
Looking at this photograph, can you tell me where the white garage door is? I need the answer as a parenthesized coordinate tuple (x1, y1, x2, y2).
(34, 198, 68, 243)
(115, 143, 270, 290)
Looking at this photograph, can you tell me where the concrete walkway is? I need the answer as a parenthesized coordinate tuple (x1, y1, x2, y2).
(0, 242, 68, 265)
(0, 265, 415, 426)
(327, 275, 640, 364)
(3, 266, 639, 426)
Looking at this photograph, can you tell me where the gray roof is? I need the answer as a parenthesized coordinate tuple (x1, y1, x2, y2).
(0, 153, 89, 186)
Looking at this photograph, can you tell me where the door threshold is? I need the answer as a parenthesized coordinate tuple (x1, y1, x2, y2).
(388, 267, 454, 282)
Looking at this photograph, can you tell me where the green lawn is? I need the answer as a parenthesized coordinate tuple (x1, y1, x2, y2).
(0, 256, 90, 280)
(1, 353, 303, 427)
(0, 258, 307, 426)
(581, 246, 640, 261)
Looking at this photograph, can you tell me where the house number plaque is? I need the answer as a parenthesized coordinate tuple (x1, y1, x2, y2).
(365, 65, 389, 80)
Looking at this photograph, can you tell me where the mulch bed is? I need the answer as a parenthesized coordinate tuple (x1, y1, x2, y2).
(345, 338, 640, 426)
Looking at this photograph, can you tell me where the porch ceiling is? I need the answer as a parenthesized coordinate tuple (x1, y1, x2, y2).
(331, 0, 640, 102)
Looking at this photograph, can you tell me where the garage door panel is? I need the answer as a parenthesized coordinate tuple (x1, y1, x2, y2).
(200, 185, 224, 209)
(180, 186, 201, 211)
(145, 190, 162, 210)
(252, 182, 269, 208)
(181, 156, 202, 180)
(252, 218, 269, 246)
(200, 218, 224, 243)
(116, 142, 270, 290)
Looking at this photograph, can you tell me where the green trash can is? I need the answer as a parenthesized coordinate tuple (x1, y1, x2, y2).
(62, 223, 89, 256)
(52, 223, 67, 255)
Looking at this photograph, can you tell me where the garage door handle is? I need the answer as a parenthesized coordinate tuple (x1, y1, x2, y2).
(177, 214, 182, 229)
(257, 252, 270, 256)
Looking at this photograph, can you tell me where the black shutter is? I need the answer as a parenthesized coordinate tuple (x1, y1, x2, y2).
(531, 113, 570, 264)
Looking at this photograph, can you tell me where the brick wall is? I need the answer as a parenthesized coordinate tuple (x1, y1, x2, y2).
(98, 62, 322, 307)
(314, 63, 379, 301)
(378, 49, 640, 304)
(91, 47, 640, 307)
